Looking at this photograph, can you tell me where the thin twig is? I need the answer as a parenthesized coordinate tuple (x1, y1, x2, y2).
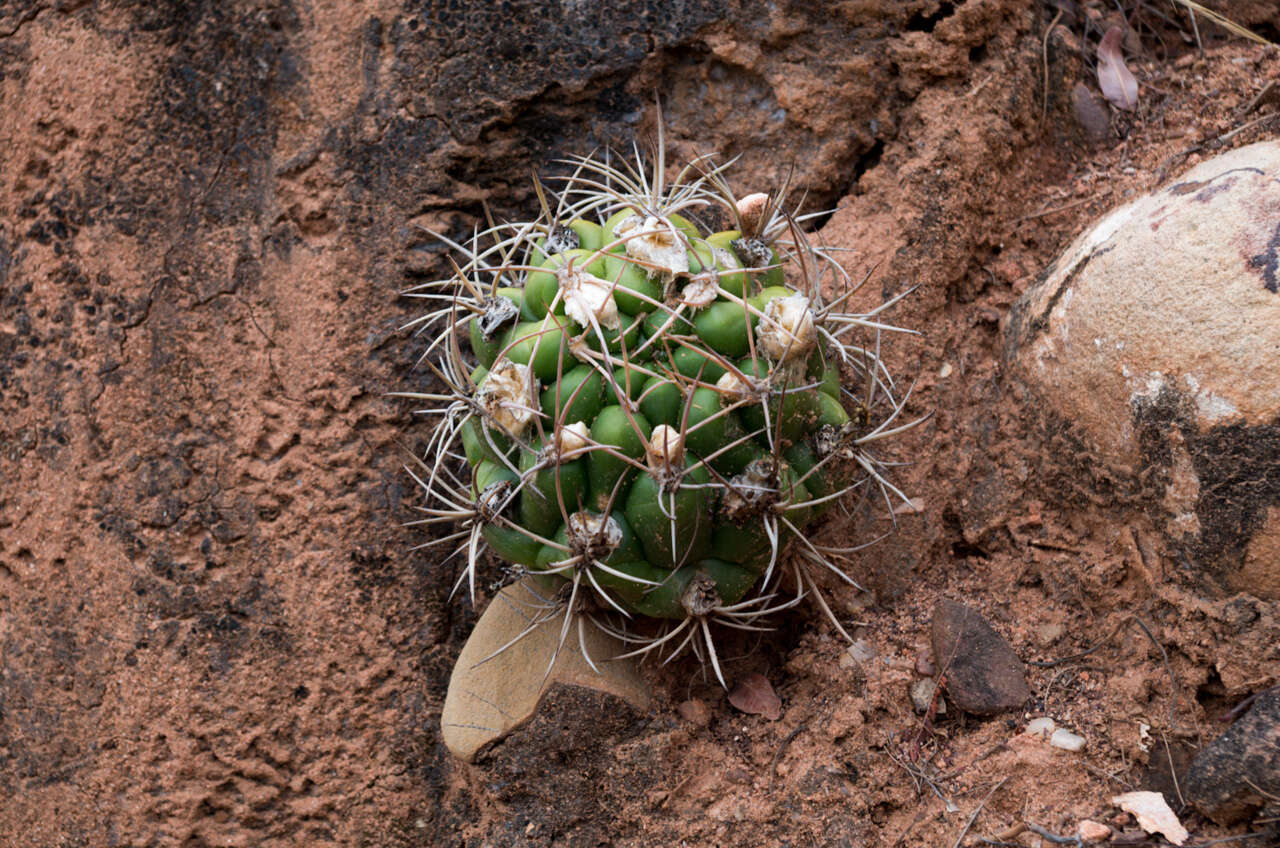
(951, 778, 1009, 848)
(1240, 81, 1277, 116)
(1029, 618, 1127, 668)
(1162, 730, 1186, 808)
(1131, 615, 1177, 726)
(1015, 194, 1103, 224)
(1217, 112, 1280, 144)
(1040, 9, 1064, 128)
(769, 723, 808, 784)
(1025, 822, 1082, 845)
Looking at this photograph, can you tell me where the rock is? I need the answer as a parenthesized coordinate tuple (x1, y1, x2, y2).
(677, 698, 712, 727)
(1026, 717, 1057, 737)
(931, 599, 1031, 715)
(441, 579, 651, 762)
(1186, 685, 1280, 824)
(1006, 141, 1280, 599)
(910, 678, 942, 714)
(1078, 820, 1112, 843)
(1036, 621, 1066, 648)
(1050, 728, 1086, 752)
(847, 638, 878, 663)
(1113, 791, 1189, 846)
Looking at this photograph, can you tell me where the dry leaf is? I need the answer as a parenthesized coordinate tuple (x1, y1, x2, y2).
(440, 578, 650, 761)
(728, 672, 782, 720)
(1113, 791, 1189, 845)
(1097, 27, 1139, 111)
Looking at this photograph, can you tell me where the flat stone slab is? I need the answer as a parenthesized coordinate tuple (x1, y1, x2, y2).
(931, 599, 1030, 715)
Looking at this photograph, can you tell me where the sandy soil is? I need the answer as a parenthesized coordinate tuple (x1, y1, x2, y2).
(0, 1, 1277, 846)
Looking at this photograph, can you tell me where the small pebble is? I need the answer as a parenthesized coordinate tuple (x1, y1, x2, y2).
(931, 600, 1030, 715)
(1026, 716, 1056, 737)
(847, 639, 877, 663)
(1078, 820, 1112, 843)
(910, 678, 938, 714)
(1036, 621, 1065, 647)
(1050, 728, 1086, 752)
(677, 699, 711, 726)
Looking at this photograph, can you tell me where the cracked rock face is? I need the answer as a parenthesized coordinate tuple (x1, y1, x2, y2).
(1006, 141, 1280, 600)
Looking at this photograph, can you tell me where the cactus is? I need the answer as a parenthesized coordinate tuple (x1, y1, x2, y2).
(401, 126, 921, 687)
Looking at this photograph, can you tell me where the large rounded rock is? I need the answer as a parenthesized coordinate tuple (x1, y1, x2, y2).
(1006, 142, 1280, 599)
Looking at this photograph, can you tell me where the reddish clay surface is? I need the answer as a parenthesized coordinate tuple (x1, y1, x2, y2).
(1, 1, 1278, 846)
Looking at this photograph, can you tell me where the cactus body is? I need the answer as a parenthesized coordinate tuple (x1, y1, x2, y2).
(403, 136, 918, 686)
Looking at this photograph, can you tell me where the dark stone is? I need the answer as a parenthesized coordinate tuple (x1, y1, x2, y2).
(1072, 81, 1110, 144)
(931, 599, 1031, 716)
(1186, 686, 1280, 824)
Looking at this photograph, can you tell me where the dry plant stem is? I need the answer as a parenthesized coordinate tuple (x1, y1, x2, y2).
(1023, 823, 1082, 845)
(1040, 9, 1064, 129)
(768, 722, 808, 785)
(951, 777, 1009, 848)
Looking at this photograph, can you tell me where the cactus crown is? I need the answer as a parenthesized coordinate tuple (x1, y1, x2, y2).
(400, 124, 920, 686)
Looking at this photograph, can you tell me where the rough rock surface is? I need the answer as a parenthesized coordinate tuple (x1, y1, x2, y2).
(1006, 141, 1280, 599)
(1186, 686, 1280, 825)
(931, 599, 1031, 715)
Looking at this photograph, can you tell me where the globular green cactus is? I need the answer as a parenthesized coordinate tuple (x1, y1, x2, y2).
(402, 127, 920, 686)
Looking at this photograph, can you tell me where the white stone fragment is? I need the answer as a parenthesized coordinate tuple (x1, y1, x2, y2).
(1050, 728, 1086, 751)
(1025, 717, 1056, 737)
(1112, 791, 1188, 846)
(758, 294, 816, 362)
(909, 678, 938, 714)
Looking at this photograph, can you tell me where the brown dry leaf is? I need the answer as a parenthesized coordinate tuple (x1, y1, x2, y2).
(728, 672, 782, 720)
(1097, 27, 1139, 111)
(440, 578, 651, 761)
